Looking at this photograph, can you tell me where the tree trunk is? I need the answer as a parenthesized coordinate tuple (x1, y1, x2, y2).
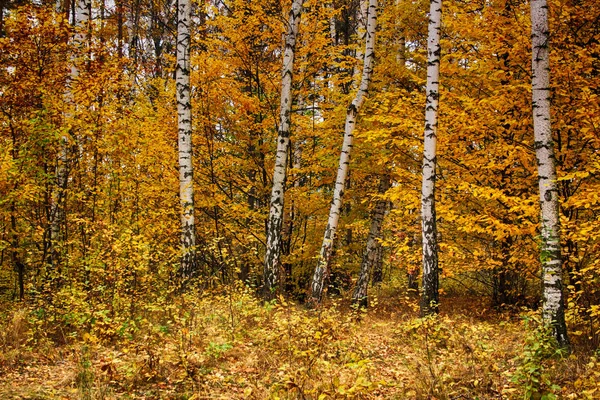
(396, 30, 418, 292)
(310, 0, 378, 305)
(281, 138, 303, 293)
(263, 0, 303, 301)
(49, 138, 68, 272)
(420, 0, 442, 316)
(352, 174, 390, 307)
(329, 2, 337, 45)
(355, 0, 368, 64)
(530, 0, 570, 349)
(177, 0, 196, 279)
(49, 0, 90, 274)
(10, 199, 24, 300)
(115, 0, 124, 58)
(371, 238, 384, 284)
(0, 3, 4, 36)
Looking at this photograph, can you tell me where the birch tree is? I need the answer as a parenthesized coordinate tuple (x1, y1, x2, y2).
(310, 0, 378, 305)
(355, 0, 368, 64)
(177, 0, 196, 278)
(420, 0, 442, 316)
(530, 0, 569, 348)
(263, 0, 303, 300)
(352, 174, 390, 307)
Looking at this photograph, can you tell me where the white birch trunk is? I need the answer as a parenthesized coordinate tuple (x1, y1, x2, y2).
(530, 0, 569, 348)
(396, 35, 406, 65)
(352, 174, 390, 307)
(355, 0, 368, 63)
(263, 0, 303, 300)
(177, 0, 196, 278)
(420, 0, 441, 316)
(310, 0, 378, 305)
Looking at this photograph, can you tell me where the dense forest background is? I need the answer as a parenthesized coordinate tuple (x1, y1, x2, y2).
(0, 0, 599, 398)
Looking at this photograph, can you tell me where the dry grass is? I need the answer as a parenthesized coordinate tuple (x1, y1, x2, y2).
(0, 288, 598, 399)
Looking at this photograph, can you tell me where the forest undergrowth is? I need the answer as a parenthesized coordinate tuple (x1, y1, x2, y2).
(1, 282, 599, 400)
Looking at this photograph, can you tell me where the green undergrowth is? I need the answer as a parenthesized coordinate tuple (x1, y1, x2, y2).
(0, 285, 598, 399)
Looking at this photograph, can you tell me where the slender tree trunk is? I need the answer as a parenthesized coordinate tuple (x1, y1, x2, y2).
(530, 0, 570, 349)
(281, 138, 303, 292)
(11, 196, 23, 300)
(370, 238, 384, 284)
(116, 0, 124, 58)
(355, 0, 368, 63)
(1, 4, 5, 37)
(49, 0, 90, 274)
(263, 0, 303, 300)
(310, 0, 378, 305)
(177, 0, 196, 279)
(406, 211, 421, 292)
(129, 0, 141, 63)
(420, 0, 442, 316)
(8, 126, 23, 299)
(352, 174, 390, 307)
(329, 2, 337, 45)
(49, 140, 68, 273)
(396, 29, 419, 291)
(396, 35, 406, 65)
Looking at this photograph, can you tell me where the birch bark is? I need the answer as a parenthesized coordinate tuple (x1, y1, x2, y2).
(530, 0, 569, 348)
(177, 0, 196, 278)
(355, 0, 368, 63)
(263, 0, 303, 300)
(420, 0, 441, 316)
(310, 0, 378, 305)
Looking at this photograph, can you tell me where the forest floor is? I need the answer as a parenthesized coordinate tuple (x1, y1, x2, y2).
(0, 286, 599, 399)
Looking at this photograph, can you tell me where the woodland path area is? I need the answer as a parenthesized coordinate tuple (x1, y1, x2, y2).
(1, 292, 598, 399)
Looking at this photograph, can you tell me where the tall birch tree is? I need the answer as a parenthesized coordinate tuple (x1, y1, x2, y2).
(420, 0, 442, 316)
(263, 0, 303, 301)
(176, 0, 196, 278)
(310, 0, 378, 305)
(530, 0, 569, 348)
